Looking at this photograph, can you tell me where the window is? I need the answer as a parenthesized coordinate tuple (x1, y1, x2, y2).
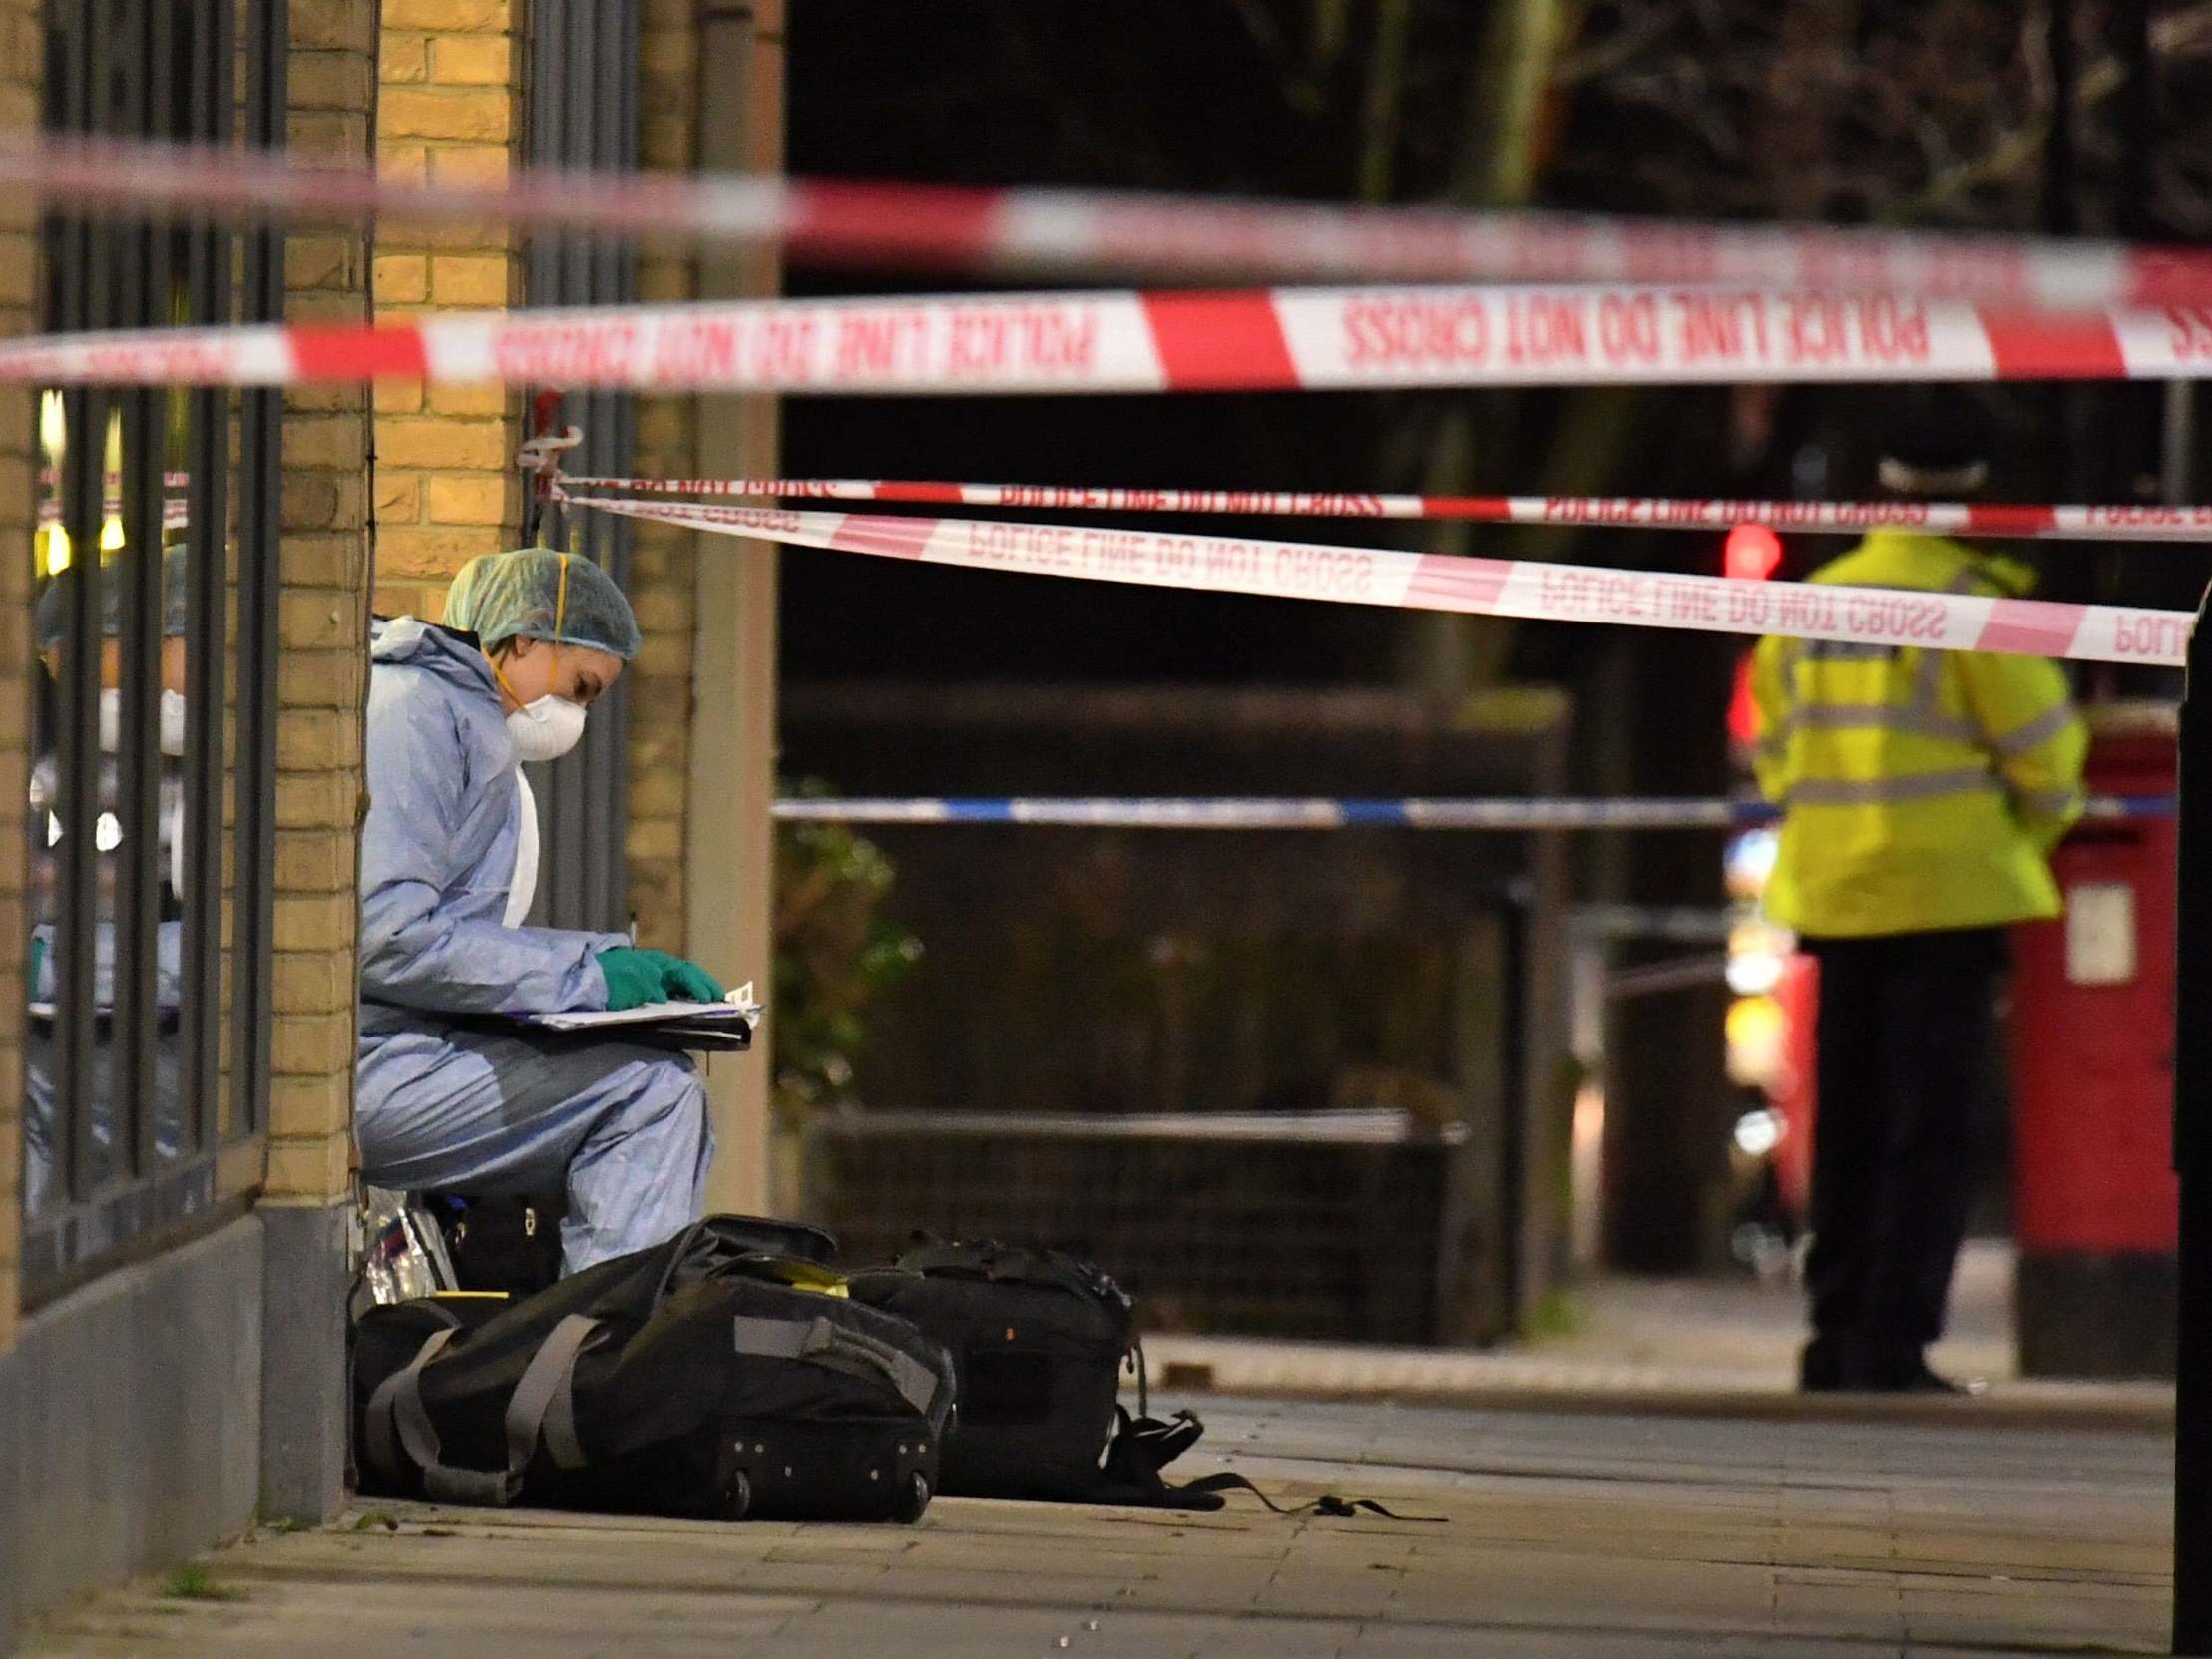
(23, 0, 283, 1296)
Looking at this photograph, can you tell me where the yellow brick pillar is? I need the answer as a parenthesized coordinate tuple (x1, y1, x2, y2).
(255, 0, 378, 1524)
(0, 0, 36, 1371)
(688, 0, 784, 1214)
(373, 0, 523, 622)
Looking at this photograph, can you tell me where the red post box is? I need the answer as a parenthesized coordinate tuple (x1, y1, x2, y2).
(2008, 701, 2178, 1378)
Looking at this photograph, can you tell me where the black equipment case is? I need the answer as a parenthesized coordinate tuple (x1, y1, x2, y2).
(353, 1217, 954, 1523)
(847, 1241, 1135, 1501)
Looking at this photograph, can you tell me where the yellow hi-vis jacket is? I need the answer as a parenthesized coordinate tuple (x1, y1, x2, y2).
(1750, 530, 2087, 939)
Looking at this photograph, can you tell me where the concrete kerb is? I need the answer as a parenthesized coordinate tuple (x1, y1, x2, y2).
(0, 1345, 23, 1655)
(8, 1216, 263, 1627)
(1133, 1340, 2177, 1434)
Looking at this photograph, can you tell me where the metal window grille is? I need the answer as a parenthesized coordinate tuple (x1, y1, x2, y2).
(22, 0, 284, 1297)
(521, 0, 640, 934)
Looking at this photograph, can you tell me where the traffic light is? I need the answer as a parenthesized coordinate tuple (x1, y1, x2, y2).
(1725, 524, 1781, 746)
(1724, 522, 1782, 583)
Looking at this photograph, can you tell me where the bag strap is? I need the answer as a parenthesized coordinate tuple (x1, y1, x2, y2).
(1165, 1473, 1447, 1523)
(503, 1313, 605, 1475)
(732, 1311, 829, 1361)
(363, 1324, 454, 1492)
(368, 1324, 516, 1505)
(1127, 1336, 1149, 1420)
(1089, 1407, 1445, 1521)
(365, 1312, 606, 1506)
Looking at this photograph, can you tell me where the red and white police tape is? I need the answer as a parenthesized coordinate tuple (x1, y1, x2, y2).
(557, 474, 2212, 544)
(20, 131, 2212, 310)
(36, 498, 188, 531)
(557, 493, 2197, 668)
(7, 285, 2212, 393)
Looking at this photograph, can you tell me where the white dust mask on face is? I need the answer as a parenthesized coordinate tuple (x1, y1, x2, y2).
(98, 687, 190, 755)
(506, 694, 587, 763)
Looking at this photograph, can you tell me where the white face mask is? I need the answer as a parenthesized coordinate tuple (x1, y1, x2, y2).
(506, 694, 587, 763)
(97, 687, 189, 757)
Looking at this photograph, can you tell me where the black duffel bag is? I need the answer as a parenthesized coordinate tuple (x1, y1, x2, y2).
(847, 1241, 1141, 1501)
(428, 1198, 837, 1300)
(353, 1216, 953, 1523)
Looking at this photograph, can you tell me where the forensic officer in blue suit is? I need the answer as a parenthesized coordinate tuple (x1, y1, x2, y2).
(354, 548, 722, 1271)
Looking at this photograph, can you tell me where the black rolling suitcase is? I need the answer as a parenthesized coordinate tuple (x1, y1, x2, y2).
(847, 1241, 1138, 1501)
(353, 1216, 954, 1523)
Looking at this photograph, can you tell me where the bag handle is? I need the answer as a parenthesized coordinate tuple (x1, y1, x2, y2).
(733, 1312, 943, 1418)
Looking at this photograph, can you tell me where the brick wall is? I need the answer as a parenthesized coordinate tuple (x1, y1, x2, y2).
(267, 0, 377, 1203)
(0, 0, 34, 1351)
(372, 0, 523, 623)
(624, 0, 704, 950)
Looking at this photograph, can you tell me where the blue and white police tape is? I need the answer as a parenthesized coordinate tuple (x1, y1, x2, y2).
(770, 794, 2173, 831)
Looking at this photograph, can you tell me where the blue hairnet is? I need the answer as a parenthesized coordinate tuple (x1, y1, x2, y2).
(439, 551, 500, 635)
(440, 547, 640, 662)
(35, 543, 193, 651)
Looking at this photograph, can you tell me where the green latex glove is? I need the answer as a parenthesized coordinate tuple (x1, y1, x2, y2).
(595, 947, 724, 1012)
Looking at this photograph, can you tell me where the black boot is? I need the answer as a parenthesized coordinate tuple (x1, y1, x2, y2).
(1798, 1337, 1854, 1392)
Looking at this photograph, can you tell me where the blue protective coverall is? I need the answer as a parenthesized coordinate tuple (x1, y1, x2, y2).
(354, 618, 713, 1271)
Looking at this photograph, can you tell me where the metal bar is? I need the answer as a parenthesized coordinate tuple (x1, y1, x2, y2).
(586, 0, 637, 933)
(564, 0, 594, 309)
(54, 0, 113, 1203)
(56, 388, 103, 1203)
(228, 0, 284, 1141)
(181, 0, 231, 1155)
(2176, 576, 2212, 1654)
(20, 1148, 225, 1297)
(115, 407, 163, 1177)
(555, 0, 594, 929)
(513, 0, 639, 935)
(112, 0, 167, 1178)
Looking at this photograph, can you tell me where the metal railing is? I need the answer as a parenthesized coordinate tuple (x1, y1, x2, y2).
(21, 0, 283, 1297)
(519, 0, 639, 936)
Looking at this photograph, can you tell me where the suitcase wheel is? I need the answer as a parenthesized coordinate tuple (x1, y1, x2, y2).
(721, 1469, 753, 1521)
(892, 1470, 931, 1524)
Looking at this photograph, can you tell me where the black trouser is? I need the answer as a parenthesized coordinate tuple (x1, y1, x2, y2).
(1801, 927, 2006, 1378)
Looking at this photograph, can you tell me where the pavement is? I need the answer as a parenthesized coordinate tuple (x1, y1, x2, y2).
(22, 1246, 2183, 1658)
(23, 1396, 2174, 1657)
(1143, 1242, 2176, 1428)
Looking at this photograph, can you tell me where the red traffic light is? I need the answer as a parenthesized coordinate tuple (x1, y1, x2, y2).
(1724, 522, 1782, 582)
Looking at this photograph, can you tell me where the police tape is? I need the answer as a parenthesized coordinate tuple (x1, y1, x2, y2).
(559, 474, 2212, 544)
(560, 493, 2199, 668)
(17, 130, 2212, 310)
(36, 498, 187, 530)
(9, 284, 2212, 392)
(771, 794, 2172, 831)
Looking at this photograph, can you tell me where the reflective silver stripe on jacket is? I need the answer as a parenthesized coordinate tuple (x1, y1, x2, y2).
(2016, 786, 2085, 821)
(1766, 626, 1972, 755)
(1988, 702, 2078, 758)
(1782, 767, 2003, 808)
(1791, 701, 1978, 742)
